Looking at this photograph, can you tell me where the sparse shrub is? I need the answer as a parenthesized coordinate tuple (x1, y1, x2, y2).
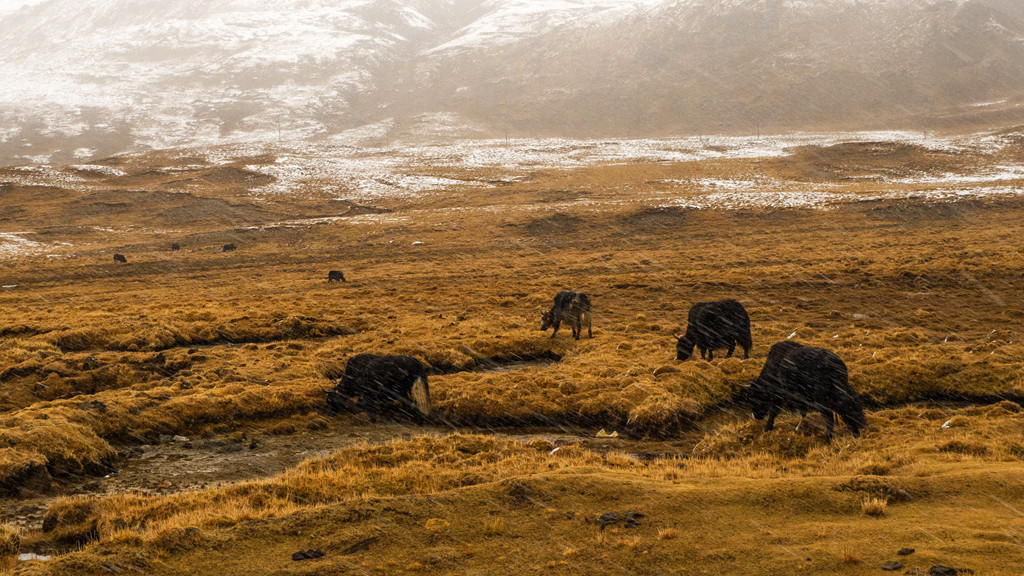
(482, 518, 505, 536)
(856, 461, 891, 476)
(861, 496, 888, 517)
(619, 535, 643, 550)
(0, 525, 19, 558)
(149, 526, 203, 552)
(51, 329, 105, 352)
(42, 497, 100, 545)
(562, 547, 579, 559)
(841, 546, 861, 564)
(425, 518, 450, 534)
(658, 528, 679, 540)
(267, 421, 297, 436)
(938, 440, 988, 457)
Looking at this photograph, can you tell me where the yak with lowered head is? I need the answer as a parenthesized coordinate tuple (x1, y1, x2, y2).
(675, 299, 751, 361)
(747, 341, 866, 442)
(541, 290, 593, 340)
(326, 353, 432, 422)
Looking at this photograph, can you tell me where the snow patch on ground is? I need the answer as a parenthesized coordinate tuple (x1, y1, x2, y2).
(70, 164, 128, 177)
(221, 129, 1005, 201)
(893, 165, 1024, 185)
(0, 232, 51, 259)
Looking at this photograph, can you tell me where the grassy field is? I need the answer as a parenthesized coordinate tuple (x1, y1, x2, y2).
(1, 133, 1023, 574)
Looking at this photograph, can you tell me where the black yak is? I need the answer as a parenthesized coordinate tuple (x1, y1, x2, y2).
(541, 290, 592, 340)
(171, 242, 180, 251)
(326, 354, 432, 422)
(747, 341, 866, 442)
(113, 254, 127, 263)
(222, 243, 237, 252)
(675, 300, 751, 361)
(327, 270, 346, 283)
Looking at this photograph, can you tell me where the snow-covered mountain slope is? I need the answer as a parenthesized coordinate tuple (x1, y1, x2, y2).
(1, 0, 1023, 165)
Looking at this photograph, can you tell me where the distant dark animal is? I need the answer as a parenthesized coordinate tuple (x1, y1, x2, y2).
(113, 254, 127, 263)
(222, 243, 237, 252)
(171, 242, 180, 251)
(326, 354, 431, 422)
(327, 270, 346, 283)
(541, 290, 592, 339)
(675, 300, 751, 361)
(747, 341, 867, 442)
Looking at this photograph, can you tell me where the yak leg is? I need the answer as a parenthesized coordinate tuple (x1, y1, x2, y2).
(550, 319, 561, 338)
(572, 315, 581, 340)
(726, 342, 736, 358)
(822, 409, 835, 443)
(743, 344, 750, 359)
(706, 348, 714, 361)
(844, 413, 861, 438)
(765, 407, 780, 431)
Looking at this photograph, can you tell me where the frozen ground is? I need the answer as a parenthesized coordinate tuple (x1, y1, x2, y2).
(3, 128, 1023, 214)
(222, 128, 1023, 204)
(0, 232, 60, 258)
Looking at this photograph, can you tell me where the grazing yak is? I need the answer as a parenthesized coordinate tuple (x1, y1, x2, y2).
(747, 341, 867, 442)
(326, 354, 432, 422)
(113, 254, 127, 263)
(171, 242, 180, 251)
(327, 270, 346, 283)
(675, 300, 751, 361)
(541, 290, 593, 340)
(222, 243, 237, 252)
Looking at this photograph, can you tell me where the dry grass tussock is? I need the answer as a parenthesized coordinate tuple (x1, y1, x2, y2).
(23, 422, 1024, 575)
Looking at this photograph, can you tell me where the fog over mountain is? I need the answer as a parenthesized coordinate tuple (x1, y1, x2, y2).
(2, 0, 1024, 165)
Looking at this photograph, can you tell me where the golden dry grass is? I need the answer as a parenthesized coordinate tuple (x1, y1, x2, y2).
(1, 134, 1023, 574)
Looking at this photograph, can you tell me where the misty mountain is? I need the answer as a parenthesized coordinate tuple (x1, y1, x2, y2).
(2, 0, 1024, 165)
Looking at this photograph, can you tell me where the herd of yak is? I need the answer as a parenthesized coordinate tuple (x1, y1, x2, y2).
(325, 290, 867, 443)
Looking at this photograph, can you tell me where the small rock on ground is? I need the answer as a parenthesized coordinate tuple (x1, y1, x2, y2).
(292, 549, 325, 562)
(598, 513, 619, 529)
(882, 561, 902, 571)
(897, 548, 915, 556)
(624, 510, 644, 528)
(929, 566, 957, 576)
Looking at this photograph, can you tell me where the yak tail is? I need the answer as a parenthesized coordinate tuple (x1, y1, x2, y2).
(411, 376, 432, 416)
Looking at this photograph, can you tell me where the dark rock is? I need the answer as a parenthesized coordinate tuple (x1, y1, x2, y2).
(292, 548, 326, 561)
(598, 512, 619, 529)
(882, 561, 903, 571)
(929, 566, 957, 576)
(898, 548, 915, 556)
(625, 510, 644, 527)
(905, 570, 926, 576)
